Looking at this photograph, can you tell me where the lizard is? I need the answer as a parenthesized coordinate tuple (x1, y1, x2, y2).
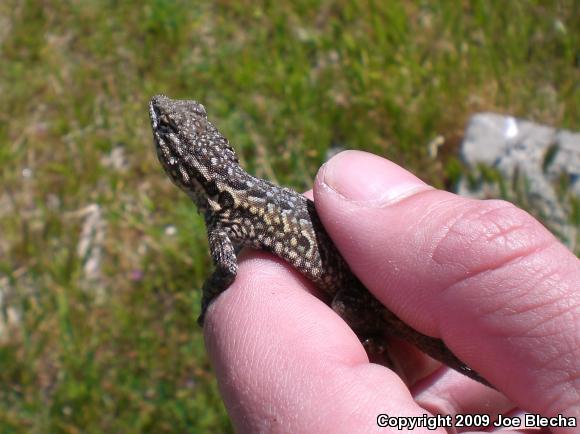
(148, 94, 491, 387)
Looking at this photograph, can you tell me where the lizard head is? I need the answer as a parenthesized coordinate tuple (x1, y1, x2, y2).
(149, 95, 240, 214)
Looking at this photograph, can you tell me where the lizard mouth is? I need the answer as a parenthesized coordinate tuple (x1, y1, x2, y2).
(149, 95, 165, 131)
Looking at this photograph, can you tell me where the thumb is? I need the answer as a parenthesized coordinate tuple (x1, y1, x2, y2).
(313, 150, 580, 419)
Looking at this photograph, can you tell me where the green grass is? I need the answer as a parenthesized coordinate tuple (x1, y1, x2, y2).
(0, 1, 577, 432)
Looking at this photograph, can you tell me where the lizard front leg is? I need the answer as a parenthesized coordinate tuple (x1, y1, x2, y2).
(197, 226, 238, 326)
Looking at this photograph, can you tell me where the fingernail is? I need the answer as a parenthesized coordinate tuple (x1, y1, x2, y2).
(321, 151, 430, 205)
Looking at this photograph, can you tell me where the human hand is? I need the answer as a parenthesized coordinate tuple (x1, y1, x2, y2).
(203, 151, 580, 433)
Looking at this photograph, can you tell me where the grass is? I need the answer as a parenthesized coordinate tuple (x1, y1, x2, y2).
(0, 0, 577, 432)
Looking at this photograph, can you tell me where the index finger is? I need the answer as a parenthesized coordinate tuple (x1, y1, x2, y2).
(203, 250, 446, 433)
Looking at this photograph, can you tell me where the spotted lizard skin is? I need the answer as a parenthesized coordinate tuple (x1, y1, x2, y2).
(149, 95, 490, 387)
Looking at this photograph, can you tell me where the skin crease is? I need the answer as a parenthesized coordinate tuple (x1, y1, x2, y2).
(203, 151, 580, 434)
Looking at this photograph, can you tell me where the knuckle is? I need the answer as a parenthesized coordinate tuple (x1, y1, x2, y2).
(433, 199, 555, 271)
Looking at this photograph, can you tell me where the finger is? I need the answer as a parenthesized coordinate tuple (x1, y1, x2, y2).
(203, 251, 448, 433)
(414, 370, 515, 425)
(313, 150, 580, 422)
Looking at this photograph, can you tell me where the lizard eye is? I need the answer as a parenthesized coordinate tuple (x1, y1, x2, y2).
(157, 114, 178, 132)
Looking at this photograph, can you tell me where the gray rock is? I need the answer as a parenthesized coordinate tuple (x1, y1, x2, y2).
(457, 113, 579, 252)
